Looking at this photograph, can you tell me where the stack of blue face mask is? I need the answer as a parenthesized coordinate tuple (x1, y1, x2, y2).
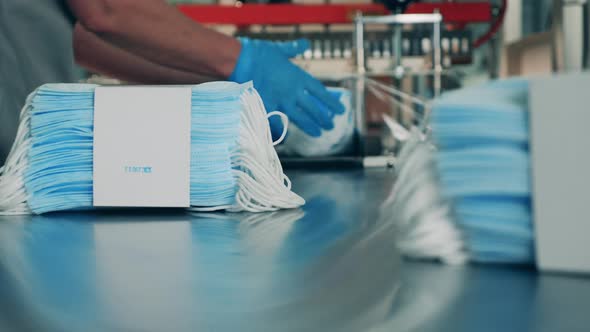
(0, 82, 304, 215)
(384, 78, 534, 264)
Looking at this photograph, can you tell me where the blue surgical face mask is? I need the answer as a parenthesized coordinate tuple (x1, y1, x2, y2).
(455, 200, 534, 263)
(437, 78, 529, 106)
(0, 82, 304, 215)
(279, 88, 354, 157)
(434, 147, 533, 264)
(436, 146, 531, 198)
(432, 79, 530, 150)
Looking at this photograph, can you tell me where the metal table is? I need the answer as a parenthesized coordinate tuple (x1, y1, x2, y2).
(0, 169, 589, 332)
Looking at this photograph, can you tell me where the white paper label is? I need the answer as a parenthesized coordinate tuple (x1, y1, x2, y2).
(93, 86, 191, 207)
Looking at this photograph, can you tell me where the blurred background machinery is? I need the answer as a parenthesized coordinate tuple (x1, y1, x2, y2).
(173, 0, 503, 164)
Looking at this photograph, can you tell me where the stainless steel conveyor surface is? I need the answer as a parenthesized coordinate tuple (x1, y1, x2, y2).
(0, 169, 588, 332)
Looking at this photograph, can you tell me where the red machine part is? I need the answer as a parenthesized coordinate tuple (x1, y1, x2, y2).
(177, 2, 492, 26)
(473, 0, 507, 48)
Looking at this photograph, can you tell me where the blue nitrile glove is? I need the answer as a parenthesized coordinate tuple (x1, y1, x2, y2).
(229, 38, 345, 139)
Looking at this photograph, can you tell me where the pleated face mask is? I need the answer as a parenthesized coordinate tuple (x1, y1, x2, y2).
(0, 82, 304, 215)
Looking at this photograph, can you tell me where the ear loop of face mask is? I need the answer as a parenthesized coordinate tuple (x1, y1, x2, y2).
(0, 92, 35, 215)
(231, 88, 303, 212)
(368, 79, 469, 263)
(266, 111, 288, 146)
(386, 136, 468, 264)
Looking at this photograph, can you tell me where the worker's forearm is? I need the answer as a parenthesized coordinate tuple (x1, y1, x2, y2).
(73, 24, 213, 84)
(66, 0, 240, 79)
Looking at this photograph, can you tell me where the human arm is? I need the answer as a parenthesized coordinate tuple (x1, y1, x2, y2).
(66, 0, 240, 79)
(66, 0, 344, 138)
(73, 23, 214, 84)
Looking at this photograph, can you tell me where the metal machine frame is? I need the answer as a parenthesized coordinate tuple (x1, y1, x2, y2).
(352, 12, 442, 157)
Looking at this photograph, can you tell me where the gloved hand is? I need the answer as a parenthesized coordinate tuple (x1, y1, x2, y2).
(229, 38, 345, 139)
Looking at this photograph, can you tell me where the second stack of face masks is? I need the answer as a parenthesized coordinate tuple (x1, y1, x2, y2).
(0, 82, 304, 215)
(383, 79, 534, 264)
